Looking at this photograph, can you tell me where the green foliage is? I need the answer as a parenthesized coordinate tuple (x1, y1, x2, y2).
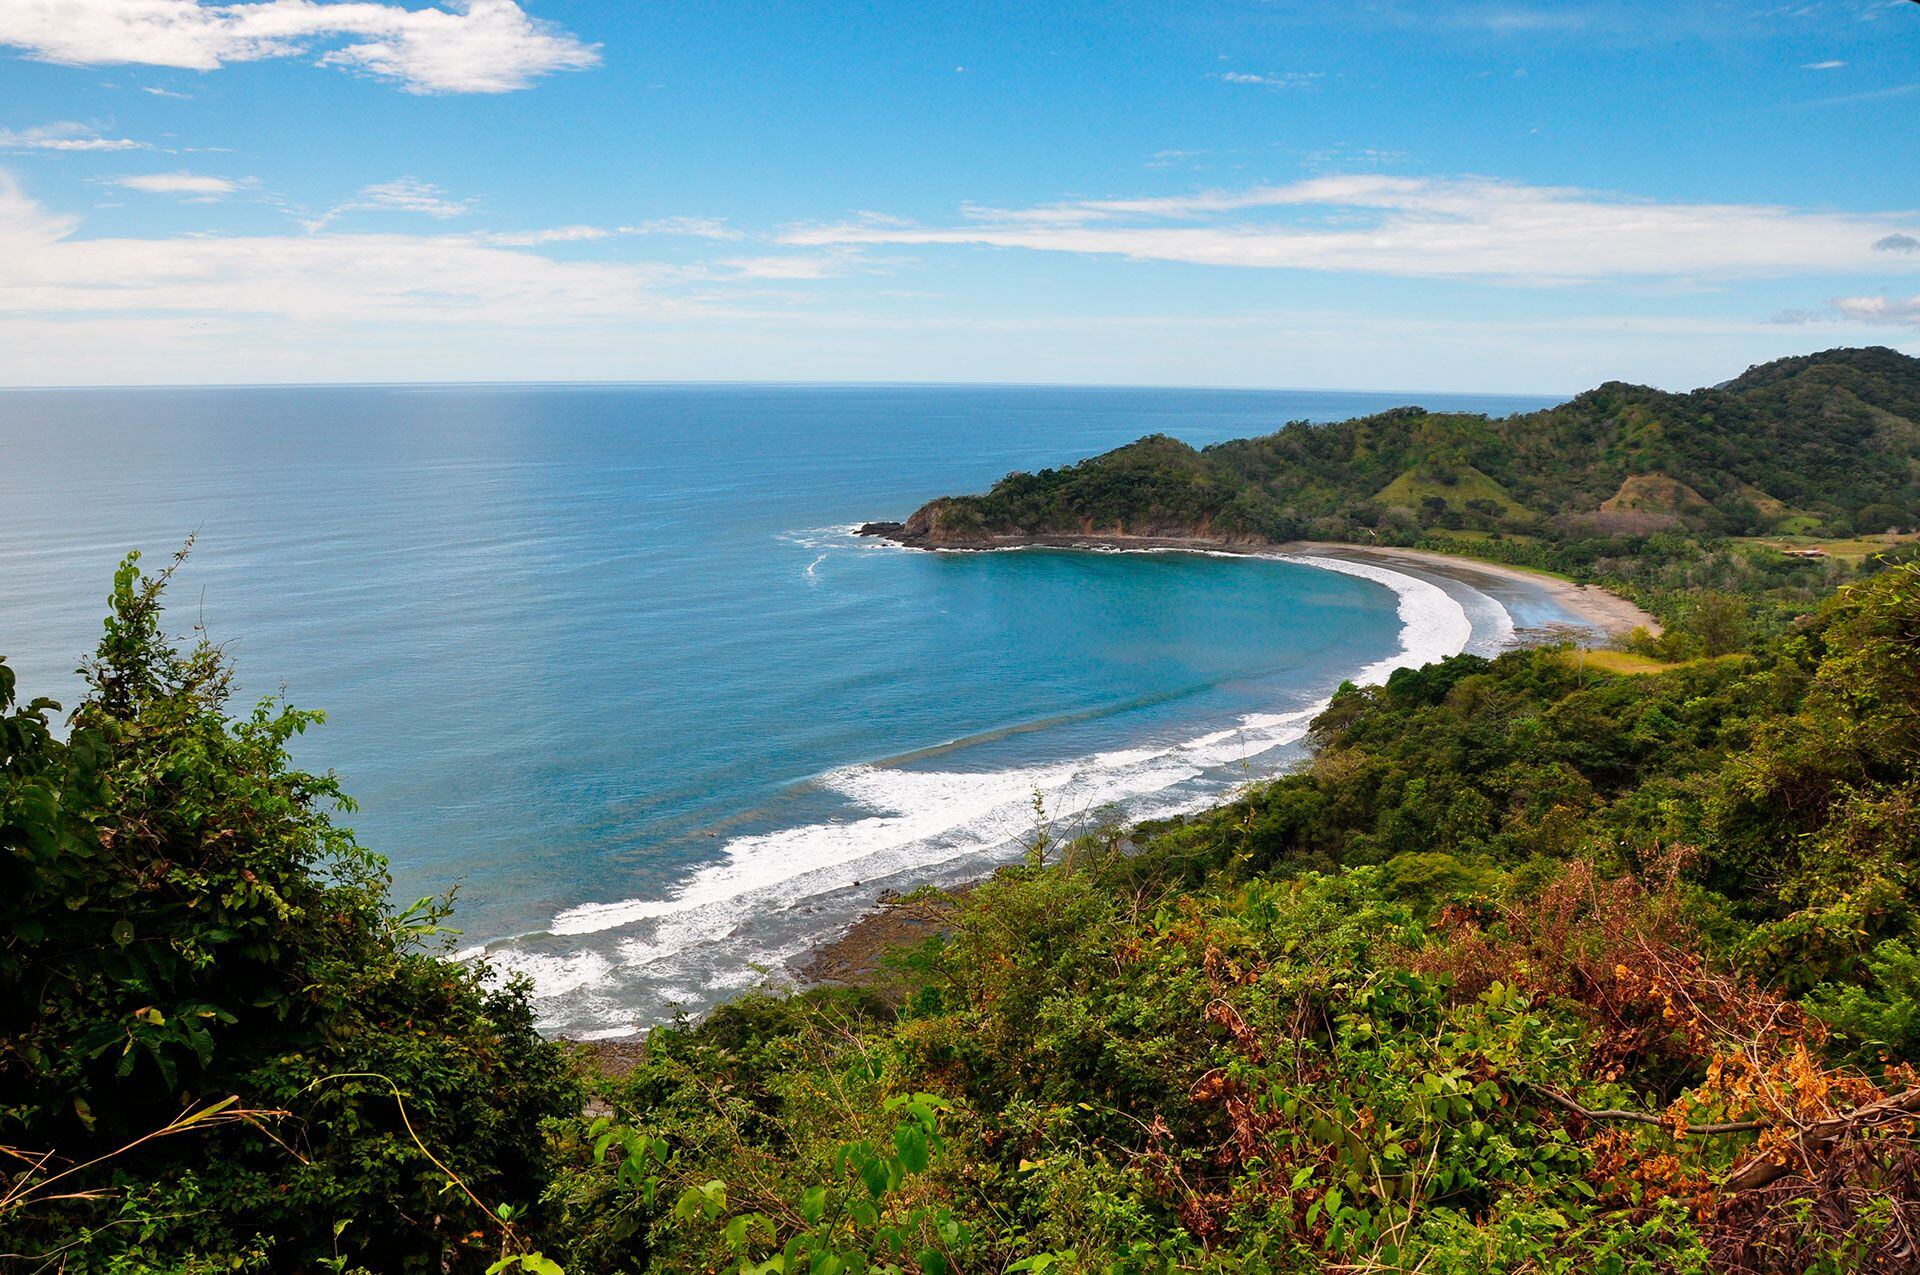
(1, 551, 577, 1272)
(1807, 939, 1920, 1061)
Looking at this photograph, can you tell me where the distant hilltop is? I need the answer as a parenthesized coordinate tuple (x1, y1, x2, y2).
(863, 346, 1920, 551)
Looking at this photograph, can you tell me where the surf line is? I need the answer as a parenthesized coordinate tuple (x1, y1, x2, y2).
(535, 552, 1486, 943)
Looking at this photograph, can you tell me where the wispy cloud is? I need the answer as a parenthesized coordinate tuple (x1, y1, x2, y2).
(1832, 294, 1920, 325)
(715, 250, 873, 281)
(350, 177, 471, 217)
(1214, 71, 1323, 89)
(620, 216, 743, 240)
(303, 177, 472, 230)
(0, 173, 817, 331)
(113, 171, 245, 198)
(1453, 5, 1594, 33)
(1803, 80, 1920, 107)
(476, 224, 615, 246)
(786, 175, 1920, 285)
(0, 0, 600, 94)
(141, 85, 194, 98)
(0, 122, 149, 152)
(0, 172, 670, 324)
(475, 219, 742, 246)
(1803, 59, 1847, 69)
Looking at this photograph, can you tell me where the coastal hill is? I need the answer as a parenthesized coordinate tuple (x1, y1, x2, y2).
(865, 346, 1920, 551)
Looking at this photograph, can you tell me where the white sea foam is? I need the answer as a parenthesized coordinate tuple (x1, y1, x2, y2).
(498, 550, 1497, 1028)
(1282, 555, 1473, 685)
(485, 948, 612, 998)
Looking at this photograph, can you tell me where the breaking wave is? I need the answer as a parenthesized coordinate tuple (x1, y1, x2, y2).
(473, 550, 1490, 1036)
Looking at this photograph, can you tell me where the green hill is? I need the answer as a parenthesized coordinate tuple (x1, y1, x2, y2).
(874, 347, 1920, 551)
(1374, 461, 1535, 521)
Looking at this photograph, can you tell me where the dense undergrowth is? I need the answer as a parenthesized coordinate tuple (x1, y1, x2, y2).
(12, 353, 1920, 1271)
(2, 552, 576, 1272)
(537, 556, 1920, 1274)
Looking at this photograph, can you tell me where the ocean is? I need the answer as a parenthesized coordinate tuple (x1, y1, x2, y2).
(0, 382, 1562, 1035)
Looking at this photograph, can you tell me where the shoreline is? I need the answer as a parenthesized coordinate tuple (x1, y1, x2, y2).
(856, 526, 1660, 641)
(1292, 542, 1661, 640)
(570, 527, 1656, 1055)
(792, 528, 1660, 1004)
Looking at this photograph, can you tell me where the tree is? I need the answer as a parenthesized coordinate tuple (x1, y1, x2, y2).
(1, 550, 576, 1272)
(1688, 591, 1752, 658)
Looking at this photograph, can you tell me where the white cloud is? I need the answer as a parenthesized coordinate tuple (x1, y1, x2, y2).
(786, 175, 1920, 285)
(619, 216, 742, 240)
(0, 173, 806, 335)
(477, 224, 613, 246)
(114, 171, 242, 196)
(715, 251, 871, 281)
(350, 177, 471, 217)
(303, 177, 472, 229)
(0, 0, 599, 94)
(476, 218, 742, 246)
(1214, 71, 1323, 89)
(1832, 295, 1920, 325)
(1803, 59, 1847, 69)
(0, 122, 150, 152)
(141, 84, 194, 97)
(0, 172, 673, 324)
(1805, 81, 1920, 108)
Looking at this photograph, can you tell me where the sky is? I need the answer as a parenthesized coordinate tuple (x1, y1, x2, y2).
(1, 0, 1917, 393)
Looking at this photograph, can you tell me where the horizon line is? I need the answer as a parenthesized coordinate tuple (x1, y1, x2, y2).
(0, 375, 1575, 400)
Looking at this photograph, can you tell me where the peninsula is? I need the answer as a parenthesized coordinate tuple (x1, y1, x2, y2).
(861, 345, 1920, 641)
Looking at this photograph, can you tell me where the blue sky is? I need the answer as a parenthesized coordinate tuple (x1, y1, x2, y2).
(1, 0, 1917, 391)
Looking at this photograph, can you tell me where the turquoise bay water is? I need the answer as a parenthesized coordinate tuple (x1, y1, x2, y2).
(0, 384, 1556, 1034)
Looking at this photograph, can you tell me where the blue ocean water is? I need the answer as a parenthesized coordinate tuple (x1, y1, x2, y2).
(0, 383, 1558, 1034)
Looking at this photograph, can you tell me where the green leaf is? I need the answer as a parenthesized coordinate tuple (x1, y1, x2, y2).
(800, 1185, 828, 1224)
(894, 1125, 930, 1174)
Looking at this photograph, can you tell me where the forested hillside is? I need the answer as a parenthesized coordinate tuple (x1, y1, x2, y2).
(13, 351, 1920, 1272)
(876, 347, 1920, 592)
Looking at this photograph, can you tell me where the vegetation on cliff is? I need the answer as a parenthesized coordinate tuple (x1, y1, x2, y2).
(13, 350, 1920, 1272)
(541, 559, 1920, 1274)
(2, 551, 576, 1272)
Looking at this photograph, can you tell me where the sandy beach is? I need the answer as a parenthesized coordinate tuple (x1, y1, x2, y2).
(859, 525, 1663, 641)
(1292, 542, 1662, 639)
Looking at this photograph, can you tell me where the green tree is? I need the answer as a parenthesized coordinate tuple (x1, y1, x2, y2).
(1, 551, 576, 1273)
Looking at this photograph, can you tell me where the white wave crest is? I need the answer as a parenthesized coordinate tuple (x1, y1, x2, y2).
(547, 556, 1473, 937)
(494, 551, 1495, 1030)
(1282, 555, 1474, 685)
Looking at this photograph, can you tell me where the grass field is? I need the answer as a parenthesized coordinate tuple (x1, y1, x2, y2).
(1736, 531, 1919, 563)
(1374, 463, 1534, 518)
(1563, 648, 1678, 675)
